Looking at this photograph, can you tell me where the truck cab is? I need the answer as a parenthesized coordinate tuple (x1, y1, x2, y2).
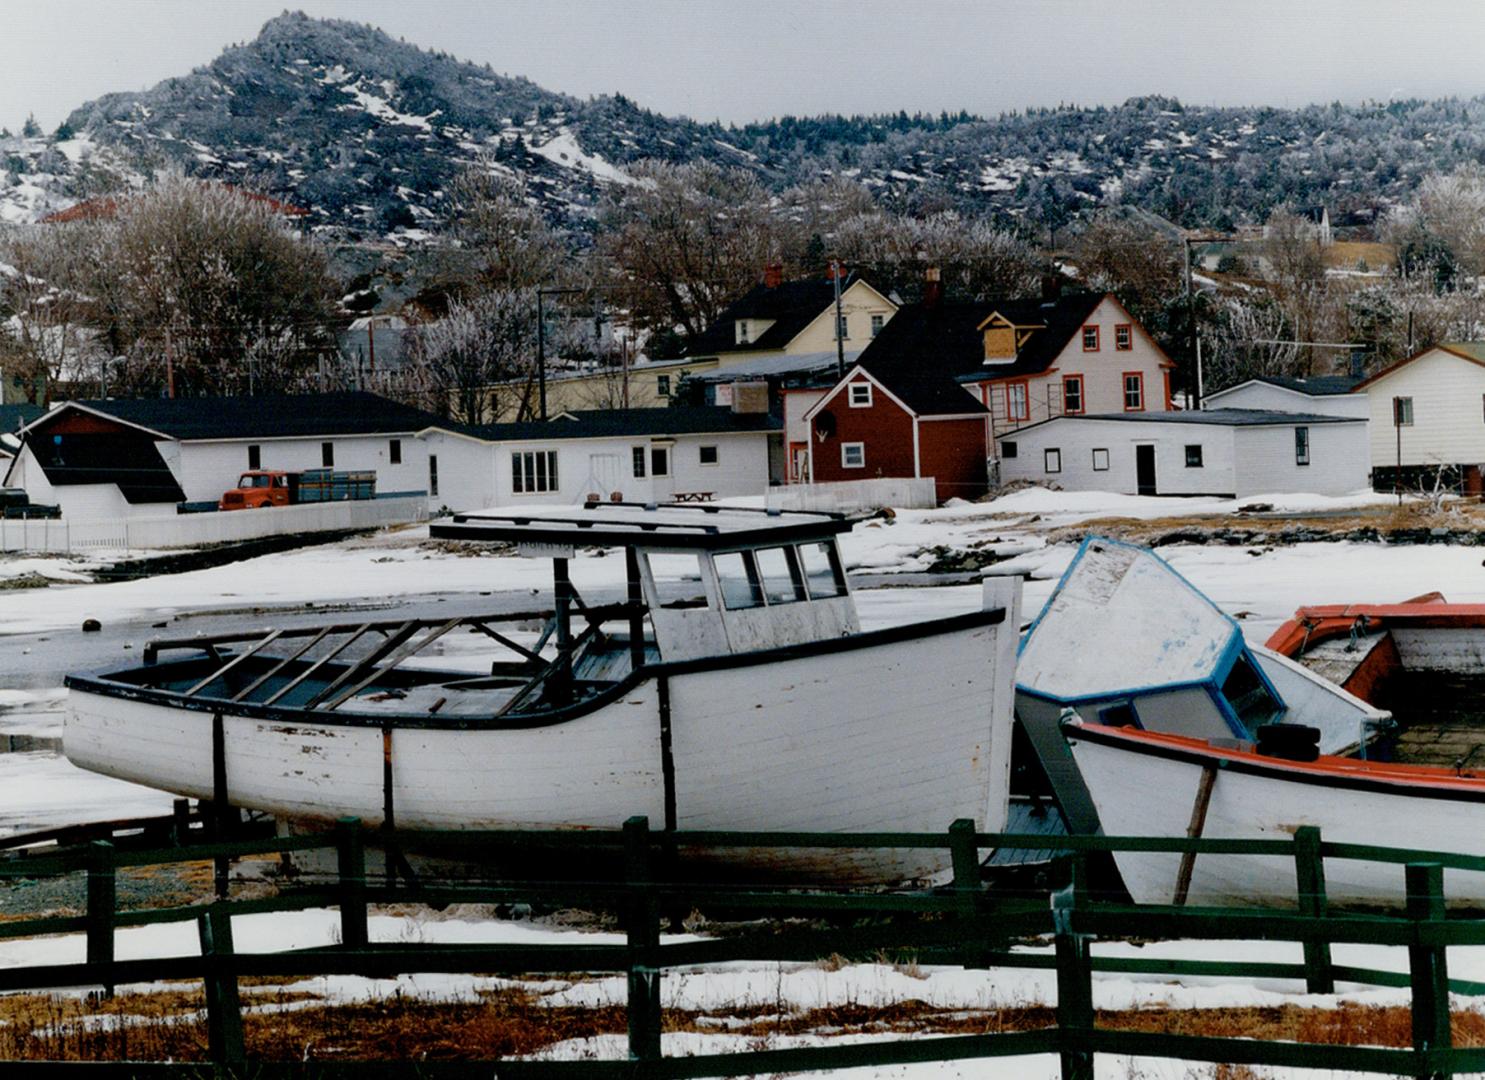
(220, 471, 290, 510)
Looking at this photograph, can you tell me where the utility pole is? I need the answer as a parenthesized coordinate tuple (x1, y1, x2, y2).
(1183, 237, 1196, 406)
(536, 286, 587, 421)
(165, 327, 175, 400)
(832, 259, 846, 379)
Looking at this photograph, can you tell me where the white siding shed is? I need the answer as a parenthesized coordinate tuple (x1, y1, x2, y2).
(997, 409, 1369, 498)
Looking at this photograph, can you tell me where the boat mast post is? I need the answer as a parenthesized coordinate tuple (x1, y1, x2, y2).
(625, 547, 646, 673)
(552, 557, 574, 706)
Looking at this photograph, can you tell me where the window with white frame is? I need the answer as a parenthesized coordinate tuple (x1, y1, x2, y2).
(512, 449, 559, 493)
(699, 445, 719, 466)
(841, 442, 865, 468)
(1295, 426, 1310, 466)
(1185, 444, 1203, 468)
(870, 313, 885, 338)
(1082, 325, 1099, 351)
(848, 382, 873, 407)
(1006, 382, 1029, 421)
(1062, 376, 1083, 415)
(1091, 448, 1109, 471)
(1123, 373, 1145, 411)
(656, 374, 671, 397)
(650, 446, 671, 477)
(1394, 397, 1413, 426)
(632, 446, 647, 478)
(836, 313, 849, 341)
(1044, 448, 1062, 473)
(736, 320, 750, 344)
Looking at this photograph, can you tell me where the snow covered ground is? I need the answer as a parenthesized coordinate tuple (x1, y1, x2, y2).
(1, 490, 1481, 1075)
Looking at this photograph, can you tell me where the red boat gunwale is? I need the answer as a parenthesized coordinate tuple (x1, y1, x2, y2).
(1065, 722, 1485, 801)
(1262, 593, 1480, 657)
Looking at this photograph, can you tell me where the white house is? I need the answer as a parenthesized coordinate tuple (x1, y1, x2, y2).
(997, 409, 1369, 498)
(423, 406, 781, 512)
(3, 393, 443, 521)
(1202, 375, 1368, 419)
(1353, 342, 1485, 492)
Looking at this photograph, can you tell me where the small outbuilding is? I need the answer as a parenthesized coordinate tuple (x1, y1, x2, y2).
(996, 409, 1369, 498)
(1202, 374, 1367, 419)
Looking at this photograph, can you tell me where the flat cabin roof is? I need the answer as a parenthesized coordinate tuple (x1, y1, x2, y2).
(429, 501, 853, 549)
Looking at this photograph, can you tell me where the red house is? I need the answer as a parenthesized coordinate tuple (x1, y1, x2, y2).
(803, 365, 990, 503)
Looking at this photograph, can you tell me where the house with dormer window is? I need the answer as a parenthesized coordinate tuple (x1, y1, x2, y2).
(787, 288, 1176, 498)
(685, 265, 898, 369)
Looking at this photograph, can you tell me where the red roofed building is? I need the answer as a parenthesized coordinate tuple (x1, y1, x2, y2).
(42, 183, 308, 224)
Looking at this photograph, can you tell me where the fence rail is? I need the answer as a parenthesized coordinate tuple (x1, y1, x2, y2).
(2, 816, 1484, 1077)
(0, 495, 429, 554)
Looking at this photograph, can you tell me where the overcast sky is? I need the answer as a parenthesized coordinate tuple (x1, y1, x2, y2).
(4, 1, 1485, 135)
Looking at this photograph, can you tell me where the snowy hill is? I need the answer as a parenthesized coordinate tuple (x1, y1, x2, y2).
(7, 13, 1485, 238)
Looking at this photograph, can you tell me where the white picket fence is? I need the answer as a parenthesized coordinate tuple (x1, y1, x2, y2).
(766, 477, 939, 514)
(0, 495, 429, 555)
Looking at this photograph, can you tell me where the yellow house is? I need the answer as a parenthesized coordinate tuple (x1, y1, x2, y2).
(685, 272, 898, 367)
(481, 358, 714, 423)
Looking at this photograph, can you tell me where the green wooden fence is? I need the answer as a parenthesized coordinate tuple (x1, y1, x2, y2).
(3, 815, 1485, 1078)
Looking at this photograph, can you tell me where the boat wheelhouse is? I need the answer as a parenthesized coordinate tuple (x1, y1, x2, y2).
(65, 502, 1021, 882)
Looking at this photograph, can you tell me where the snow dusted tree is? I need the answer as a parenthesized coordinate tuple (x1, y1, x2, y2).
(446, 163, 566, 291)
(75, 174, 339, 397)
(402, 289, 537, 424)
(599, 161, 782, 344)
(0, 224, 110, 401)
(1385, 168, 1485, 284)
(1202, 296, 1300, 393)
(831, 210, 1044, 301)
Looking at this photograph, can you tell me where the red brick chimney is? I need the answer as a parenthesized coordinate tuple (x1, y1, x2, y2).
(763, 263, 783, 289)
(922, 266, 943, 309)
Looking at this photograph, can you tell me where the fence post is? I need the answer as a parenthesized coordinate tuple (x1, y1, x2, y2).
(949, 818, 983, 967)
(1293, 826, 1334, 994)
(85, 840, 116, 997)
(198, 906, 245, 1071)
(624, 815, 662, 1063)
(336, 816, 368, 950)
(1052, 881, 1095, 1080)
(1406, 862, 1451, 1080)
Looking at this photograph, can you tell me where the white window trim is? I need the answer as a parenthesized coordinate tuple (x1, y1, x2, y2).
(1044, 448, 1062, 474)
(841, 442, 866, 469)
(699, 445, 719, 467)
(848, 382, 873, 408)
(1091, 448, 1109, 472)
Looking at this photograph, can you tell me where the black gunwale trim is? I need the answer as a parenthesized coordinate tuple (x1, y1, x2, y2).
(428, 514, 853, 550)
(1067, 723, 1485, 805)
(65, 608, 1005, 732)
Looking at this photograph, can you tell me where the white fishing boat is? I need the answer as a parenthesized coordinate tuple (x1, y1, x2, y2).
(65, 502, 1021, 883)
(1013, 536, 1387, 834)
(1064, 721, 1485, 907)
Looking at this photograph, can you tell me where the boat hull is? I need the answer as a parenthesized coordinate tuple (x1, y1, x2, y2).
(1066, 723, 1485, 907)
(66, 607, 1017, 883)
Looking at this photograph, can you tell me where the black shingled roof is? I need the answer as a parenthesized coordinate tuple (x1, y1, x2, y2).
(841, 292, 1106, 417)
(1245, 375, 1363, 396)
(1010, 409, 1360, 434)
(686, 277, 868, 357)
(37, 393, 447, 441)
(463, 406, 780, 443)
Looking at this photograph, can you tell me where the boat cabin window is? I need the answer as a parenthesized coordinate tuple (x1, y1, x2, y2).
(1221, 653, 1284, 732)
(715, 551, 765, 609)
(647, 551, 708, 608)
(798, 541, 846, 599)
(755, 546, 805, 605)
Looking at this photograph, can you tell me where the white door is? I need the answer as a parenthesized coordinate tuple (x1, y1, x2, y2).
(586, 453, 622, 501)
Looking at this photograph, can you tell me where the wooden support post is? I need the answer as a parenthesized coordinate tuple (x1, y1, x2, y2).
(624, 815, 662, 1063)
(382, 725, 397, 889)
(625, 546, 646, 674)
(336, 816, 369, 950)
(1172, 764, 1217, 907)
(552, 558, 574, 706)
(1293, 826, 1334, 994)
(211, 711, 231, 900)
(85, 840, 115, 997)
(171, 798, 191, 846)
(948, 819, 982, 968)
(1406, 862, 1452, 1080)
(1052, 882, 1095, 1080)
(198, 907, 245, 1071)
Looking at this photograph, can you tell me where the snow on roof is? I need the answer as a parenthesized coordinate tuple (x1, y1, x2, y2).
(430, 501, 851, 549)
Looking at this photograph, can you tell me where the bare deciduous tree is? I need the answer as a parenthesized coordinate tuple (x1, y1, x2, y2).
(0, 224, 109, 400)
(402, 289, 537, 424)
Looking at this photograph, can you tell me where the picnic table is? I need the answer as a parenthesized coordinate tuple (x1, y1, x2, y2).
(671, 491, 715, 503)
